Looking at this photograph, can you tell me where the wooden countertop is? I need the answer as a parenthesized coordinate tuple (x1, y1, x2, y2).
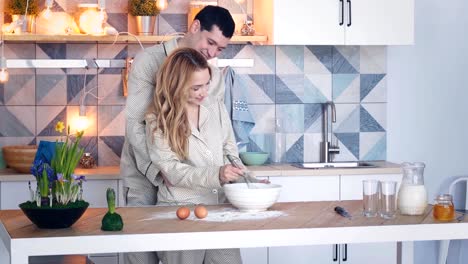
(1, 200, 467, 264)
(0, 161, 401, 181)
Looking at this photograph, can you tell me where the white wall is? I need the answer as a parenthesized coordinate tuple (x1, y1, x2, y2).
(387, 0, 468, 263)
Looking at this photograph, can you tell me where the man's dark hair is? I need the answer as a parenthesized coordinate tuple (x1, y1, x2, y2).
(194, 5, 235, 38)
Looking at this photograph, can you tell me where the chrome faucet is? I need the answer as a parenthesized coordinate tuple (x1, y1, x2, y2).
(321, 101, 340, 163)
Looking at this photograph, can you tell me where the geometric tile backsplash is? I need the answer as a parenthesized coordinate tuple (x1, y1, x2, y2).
(0, 43, 387, 165)
(0, 1, 387, 166)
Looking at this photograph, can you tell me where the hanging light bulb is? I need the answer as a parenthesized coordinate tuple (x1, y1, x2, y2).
(0, 60, 9, 83)
(40, 0, 54, 20)
(73, 104, 89, 132)
(156, 0, 169, 11)
(0, 40, 8, 83)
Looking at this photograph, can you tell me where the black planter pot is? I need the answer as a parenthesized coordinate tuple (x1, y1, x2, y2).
(19, 201, 89, 229)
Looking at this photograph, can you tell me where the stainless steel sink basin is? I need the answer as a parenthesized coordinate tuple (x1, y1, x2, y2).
(292, 162, 377, 169)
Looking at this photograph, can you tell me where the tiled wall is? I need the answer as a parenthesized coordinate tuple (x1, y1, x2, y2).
(0, 1, 387, 165)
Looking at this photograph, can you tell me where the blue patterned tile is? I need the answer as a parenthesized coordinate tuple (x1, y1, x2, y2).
(36, 74, 67, 105)
(37, 43, 66, 59)
(360, 74, 386, 101)
(275, 75, 303, 104)
(335, 132, 359, 160)
(218, 44, 246, 59)
(248, 104, 275, 134)
(360, 46, 386, 74)
(303, 74, 332, 103)
(159, 14, 187, 35)
(276, 46, 304, 74)
(332, 47, 359, 74)
(335, 103, 360, 133)
(333, 74, 360, 103)
(284, 134, 304, 163)
(360, 105, 385, 132)
(245, 74, 275, 104)
(0, 106, 35, 137)
(98, 105, 125, 136)
(305, 46, 333, 73)
(276, 104, 304, 133)
(107, 13, 128, 32)
(4, 43, 35, 59)
(98, 136, 124, 166)
(360, 132, 386, 161)
(303, 133, 322, 162)
(304, 104, 322, 133)
(36, 106, 67, 137)
(66, 74, 98, 105)
(2, 73, 35, 105)
(98, 75, 126, 105)
(0, 137, 36, 148)
(232, 45, 275, 75)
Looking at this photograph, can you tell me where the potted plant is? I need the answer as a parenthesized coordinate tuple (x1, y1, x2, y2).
(128, 0, 160, 35)
(19, 121, 89, 229)
(6, 0, 39, 33)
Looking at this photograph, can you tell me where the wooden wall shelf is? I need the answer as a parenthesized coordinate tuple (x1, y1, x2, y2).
(2, 34, 267, 43)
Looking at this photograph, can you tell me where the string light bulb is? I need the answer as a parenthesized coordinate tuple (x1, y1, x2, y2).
(156, 0, 169, 11)
(74, 104, 90, 132)
(40, 0, 54, 20)
(0, 58, 9, 83)
(0, 40, 8, 83)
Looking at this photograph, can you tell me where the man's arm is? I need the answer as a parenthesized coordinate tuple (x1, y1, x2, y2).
(124, 51, 162, 185)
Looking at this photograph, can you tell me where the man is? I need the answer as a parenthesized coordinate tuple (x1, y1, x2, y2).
(120, 5, 235, 264)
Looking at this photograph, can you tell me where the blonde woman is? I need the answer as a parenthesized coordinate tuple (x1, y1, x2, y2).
(145, 47, 244, 264)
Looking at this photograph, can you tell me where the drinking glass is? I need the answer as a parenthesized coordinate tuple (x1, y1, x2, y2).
(380, 181, 397, 219)
(363, 180, 379, 217)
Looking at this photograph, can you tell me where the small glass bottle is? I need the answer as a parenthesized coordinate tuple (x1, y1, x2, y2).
(79, 152, 96, 169)
(433, 194, 455, 221)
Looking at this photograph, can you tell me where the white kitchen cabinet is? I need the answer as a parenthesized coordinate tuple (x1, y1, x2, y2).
(81, 179, 119, 208)
(268, 173, 401, 264)
(0, 179, 120, 209)
(253, 0, 414, 45)
(269, 175, 340, 202)
(0, 181, 33, 209)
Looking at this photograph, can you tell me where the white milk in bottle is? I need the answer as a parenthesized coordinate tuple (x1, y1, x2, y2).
(397, 162, 428, 215)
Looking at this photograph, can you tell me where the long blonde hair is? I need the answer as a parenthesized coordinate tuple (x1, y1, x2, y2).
(148, 47, 211, 160)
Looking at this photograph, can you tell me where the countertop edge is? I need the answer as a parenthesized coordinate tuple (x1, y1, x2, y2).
(0, 161, 401, 181)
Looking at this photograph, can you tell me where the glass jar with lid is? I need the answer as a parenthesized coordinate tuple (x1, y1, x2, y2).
(433, 194, 455, 221)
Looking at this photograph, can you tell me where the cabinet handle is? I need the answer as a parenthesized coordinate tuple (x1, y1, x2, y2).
(347, 0, 352, 27)
(339, 0, 344, 26)
(342, 244, 348, 261)
(333, 244, 338, 261)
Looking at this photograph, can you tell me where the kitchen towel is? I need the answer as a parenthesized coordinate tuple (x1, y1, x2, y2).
(223, 67, 255, 149)
(34, 141, 60, 165)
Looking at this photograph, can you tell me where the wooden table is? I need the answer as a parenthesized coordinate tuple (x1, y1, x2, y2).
(1, 200, 467, 264)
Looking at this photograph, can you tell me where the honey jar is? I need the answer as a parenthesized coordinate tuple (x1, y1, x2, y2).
(433, 194, 455, 221)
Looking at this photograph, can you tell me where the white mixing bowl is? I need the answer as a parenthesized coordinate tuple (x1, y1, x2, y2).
(223, 183, 282, 212)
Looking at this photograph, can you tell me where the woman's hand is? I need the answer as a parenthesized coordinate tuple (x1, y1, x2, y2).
(219, 164, 244, 185)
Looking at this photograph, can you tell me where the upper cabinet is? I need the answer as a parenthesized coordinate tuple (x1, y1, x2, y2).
(253, 0, 414, 45)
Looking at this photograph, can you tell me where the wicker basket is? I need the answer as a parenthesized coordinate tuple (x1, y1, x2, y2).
(2, 145, 38, 174)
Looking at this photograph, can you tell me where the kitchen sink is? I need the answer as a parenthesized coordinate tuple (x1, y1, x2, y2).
(292, 162, 377, 169)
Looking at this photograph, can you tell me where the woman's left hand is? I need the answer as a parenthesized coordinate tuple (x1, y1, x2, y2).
(219, 164, 244, 184)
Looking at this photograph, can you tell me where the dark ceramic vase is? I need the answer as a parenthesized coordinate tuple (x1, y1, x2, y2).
(19, 202, 89, 229)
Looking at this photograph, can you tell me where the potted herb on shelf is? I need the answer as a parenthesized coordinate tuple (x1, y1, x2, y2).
(128, 0, 160, 35)
(6, 0, 39, 33)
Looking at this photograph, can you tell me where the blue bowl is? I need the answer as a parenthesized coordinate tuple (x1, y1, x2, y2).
(239, 152, 269, 166)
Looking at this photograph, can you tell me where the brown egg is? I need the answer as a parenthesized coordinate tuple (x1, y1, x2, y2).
(176, 206, 190, 220)
(194, 205, 208, 219)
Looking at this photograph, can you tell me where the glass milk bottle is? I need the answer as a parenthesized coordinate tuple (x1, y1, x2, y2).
(397, 162, 428, 215)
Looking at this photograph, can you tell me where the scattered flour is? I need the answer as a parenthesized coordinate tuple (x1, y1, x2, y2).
(141, 208, 286, 222)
